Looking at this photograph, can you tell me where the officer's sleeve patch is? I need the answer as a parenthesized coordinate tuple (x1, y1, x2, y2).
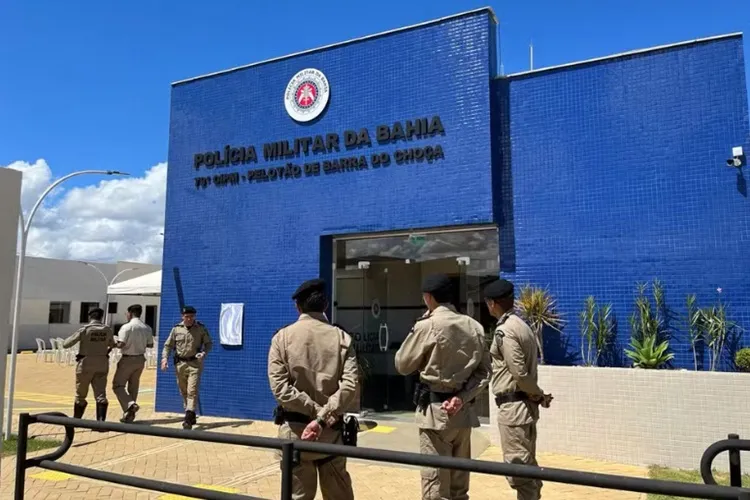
(494, 327, 506, 348)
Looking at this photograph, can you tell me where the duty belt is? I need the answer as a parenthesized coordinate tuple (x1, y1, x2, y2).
(495, 391, 529, 406)
(175, 355, 198, 363)
(75, 354, 108, 362)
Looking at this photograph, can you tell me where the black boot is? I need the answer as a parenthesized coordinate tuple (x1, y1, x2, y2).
(73, 402, 87, 419)
(182, 410, 196, 430)
(94, 402, 108, 432)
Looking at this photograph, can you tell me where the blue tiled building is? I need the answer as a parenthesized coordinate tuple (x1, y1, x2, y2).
(158, 8, 750, 420)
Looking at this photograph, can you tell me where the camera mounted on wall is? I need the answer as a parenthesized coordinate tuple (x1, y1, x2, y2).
(727, 146, 745, 168)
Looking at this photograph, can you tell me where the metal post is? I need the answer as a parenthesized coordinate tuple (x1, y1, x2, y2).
(728, 434, 742, 487)
(280, 441, 294, 500)
(4, 233, 27, 442)
(14, 413, 30, 500)
(3, 170, 129, 440)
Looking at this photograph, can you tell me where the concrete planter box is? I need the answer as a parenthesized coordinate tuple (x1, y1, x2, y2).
(487, 365, 750, 473)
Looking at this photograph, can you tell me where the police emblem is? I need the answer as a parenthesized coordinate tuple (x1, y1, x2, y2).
(284, 68, 330, 122)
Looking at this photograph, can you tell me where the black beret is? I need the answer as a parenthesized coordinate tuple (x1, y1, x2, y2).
(484, 279, 514, 299)
(292, 278, 326, 301)
(421, 273, 452, 296)
(182, 305, 197, 314)
(88, 307, 104, 316)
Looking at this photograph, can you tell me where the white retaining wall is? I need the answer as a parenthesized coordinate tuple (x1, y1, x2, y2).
(488, 365, 750, 473)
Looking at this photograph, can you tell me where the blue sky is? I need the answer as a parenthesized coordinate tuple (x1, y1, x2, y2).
(0, 0, 748, 263)
(2, 0, 749, 182)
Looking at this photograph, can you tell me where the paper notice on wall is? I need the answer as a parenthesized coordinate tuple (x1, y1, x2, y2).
(219, 303, 244, 346)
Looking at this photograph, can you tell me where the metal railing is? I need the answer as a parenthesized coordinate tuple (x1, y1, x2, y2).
(13, 412, 750, 500)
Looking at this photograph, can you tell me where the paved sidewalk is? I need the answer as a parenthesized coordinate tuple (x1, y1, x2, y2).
(3, 354, 648, 499)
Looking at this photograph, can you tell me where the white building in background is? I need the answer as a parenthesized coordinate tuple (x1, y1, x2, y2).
(9, 256, 162, 352)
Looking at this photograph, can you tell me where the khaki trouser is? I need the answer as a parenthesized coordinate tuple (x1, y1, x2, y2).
(75, 356, 109, 405)
(175, 360, 201, 412)
(112, 355, 146, 411)
(498, 422, 542, 500)
(277, 422, 354, 500)
(419, 427, 472, 500)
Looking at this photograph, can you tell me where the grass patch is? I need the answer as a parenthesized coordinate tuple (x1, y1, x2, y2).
(2, 435, 62, 457)
(647, 465, 750, 499)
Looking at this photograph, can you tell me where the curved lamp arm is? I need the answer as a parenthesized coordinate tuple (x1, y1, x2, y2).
(22, 170, 129, 235)
(82, 262, 109, 287)
(111, 267, 137, 286)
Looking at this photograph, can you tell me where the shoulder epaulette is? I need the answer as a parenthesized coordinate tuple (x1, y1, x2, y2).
(332, 322, 350, 334)
(196, 321, 205, 326)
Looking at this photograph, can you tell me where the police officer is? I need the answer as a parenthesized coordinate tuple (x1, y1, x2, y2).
(395, 273, 492, 500)
(267, 278, 359, 500)
(63, 307, 116, 426)
(484, 278, 552, 500)
(161, 305, 213, 430)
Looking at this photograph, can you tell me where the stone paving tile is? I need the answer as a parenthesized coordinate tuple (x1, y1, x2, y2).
(3, 354, 649, 499)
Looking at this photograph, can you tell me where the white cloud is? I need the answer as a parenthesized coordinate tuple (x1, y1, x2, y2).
(3, 159, 166, 265)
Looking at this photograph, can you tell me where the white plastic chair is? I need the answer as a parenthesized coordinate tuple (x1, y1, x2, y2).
(55, 338, 68, 365)
(145, 347, 157, 369)
(35, 338, 53, 363)
(65, 343, 79, 365)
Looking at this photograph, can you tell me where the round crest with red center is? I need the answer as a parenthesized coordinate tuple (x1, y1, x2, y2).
(284, 68, 330, 122)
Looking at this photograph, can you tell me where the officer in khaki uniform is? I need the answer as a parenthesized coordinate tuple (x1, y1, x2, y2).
(484, 279, 553, 500)
(395, 273, 492, 500)
(267, 278, 359, 500)
(63, 307, 116, 425)
(161, 305, 213, 430)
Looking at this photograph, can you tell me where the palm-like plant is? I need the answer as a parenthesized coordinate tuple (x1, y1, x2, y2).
(515, 285, 565, 364)
(686, 294, 702, 370)
(580, 296, 615, 367)
(699, 303, 740, 372)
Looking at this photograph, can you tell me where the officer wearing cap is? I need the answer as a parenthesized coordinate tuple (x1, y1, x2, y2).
(484, 278, 552, 500)
(395, 273, 492, 500)
(267, 278, 359, 500)
(161, 305, 213, 430)
(63, 307, 116, 427)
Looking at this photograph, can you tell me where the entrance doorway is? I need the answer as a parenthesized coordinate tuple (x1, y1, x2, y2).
(332, 226, 499, 420)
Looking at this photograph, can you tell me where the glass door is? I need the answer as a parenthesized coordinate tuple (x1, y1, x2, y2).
(333, 225, 499, 416)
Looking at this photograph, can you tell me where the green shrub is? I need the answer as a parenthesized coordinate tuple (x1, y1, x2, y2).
(625, 280, 673, 369)
(735, 348, 750, 372)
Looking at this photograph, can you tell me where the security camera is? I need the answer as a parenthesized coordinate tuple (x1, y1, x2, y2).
(727, 146, 745, 168)
(727, 157, 743, 168)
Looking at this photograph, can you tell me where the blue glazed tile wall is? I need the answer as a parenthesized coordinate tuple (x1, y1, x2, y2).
(498, 37, 750, 370)
(158, 11, 497, 419)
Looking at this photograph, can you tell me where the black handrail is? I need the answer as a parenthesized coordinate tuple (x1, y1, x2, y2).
(701, 433, 750, 487)
(14, 412, 750, 500)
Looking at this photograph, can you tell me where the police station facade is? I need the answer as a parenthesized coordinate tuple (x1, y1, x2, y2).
(157, 8, 750, 420)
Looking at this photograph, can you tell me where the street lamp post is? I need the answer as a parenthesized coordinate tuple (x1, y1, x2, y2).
(81, 263, 138, 325)
(2, 170, 129, 440)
